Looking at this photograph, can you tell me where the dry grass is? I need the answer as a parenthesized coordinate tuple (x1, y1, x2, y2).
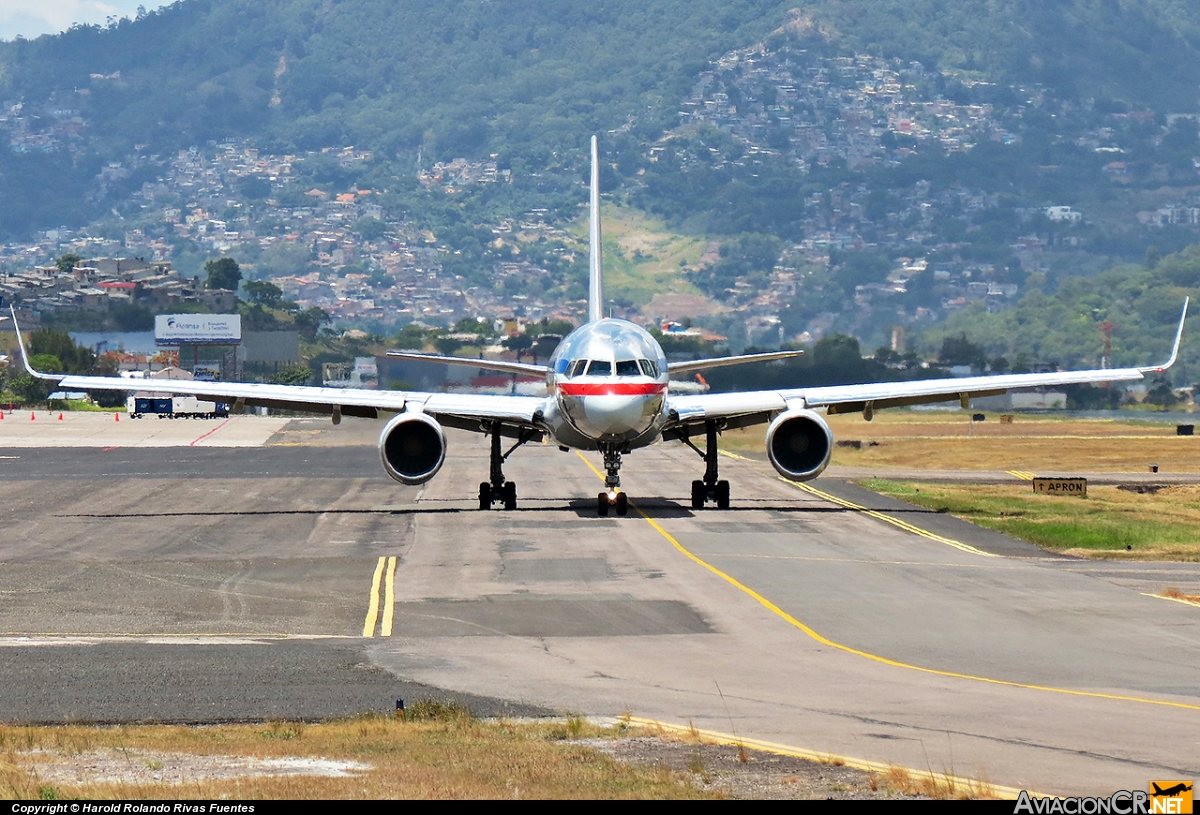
(0, 716, 716, 800)
(875, 765, 999, 800)
(722, 411, 1200, 472)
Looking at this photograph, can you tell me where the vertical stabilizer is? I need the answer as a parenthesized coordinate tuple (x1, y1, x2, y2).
(588, 135, 603, 323)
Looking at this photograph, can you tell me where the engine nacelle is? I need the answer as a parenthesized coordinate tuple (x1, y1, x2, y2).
(379, 412, 446, 485)
(765, 409, 833, 482)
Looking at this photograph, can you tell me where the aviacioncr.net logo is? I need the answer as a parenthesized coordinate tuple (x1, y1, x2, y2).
(1015, 784, 1193, 815)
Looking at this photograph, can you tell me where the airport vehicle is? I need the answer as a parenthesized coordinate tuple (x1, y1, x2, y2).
(11, 138, 1189, 515)
(128, 395, 228, 419)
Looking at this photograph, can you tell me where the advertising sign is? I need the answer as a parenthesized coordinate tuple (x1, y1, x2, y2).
(155, 314, 241, 344)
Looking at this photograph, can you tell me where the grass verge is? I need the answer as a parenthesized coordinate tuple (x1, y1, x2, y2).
(0, 714, 715, 800)
(863, 479, 1200, 560)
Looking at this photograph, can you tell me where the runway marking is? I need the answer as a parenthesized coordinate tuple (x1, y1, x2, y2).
(703, 553, 1028, 568)
(189, 418, 231, 447)
(575, 452, 1200, 712)
(1007, 470, 1036, 481)
(782, 480, 999, 558)
(381, 557, 398, 637)
(607, 717, 1034, 800)
(362, 557, 387, 638)
(1142, 592, 1200, 609)
(0, 633, 358, 641)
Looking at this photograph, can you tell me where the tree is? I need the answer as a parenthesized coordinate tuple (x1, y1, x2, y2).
(10, 353, 61, 404)
(270, 364, 312, 385)
(244, 280, 283, 308)
(354, 217, 387, 242)
(938, 334, 987, 370)
(204, 257, 242, 291)
(502, 334, 534, 362)
(294, 306, 331, 340)
(1146, 377, 1176, 410)
(29, 330, 94, 373)
(56, 253, 81, 274)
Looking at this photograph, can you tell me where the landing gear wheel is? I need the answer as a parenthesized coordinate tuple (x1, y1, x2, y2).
(715, 479, 730, 509)
(502, 481, 517, 511)
(615, 491, 629, 516)
(691, 480, 705, 509)
(597, 492, 610, 517)
(479, 482, 493, 510)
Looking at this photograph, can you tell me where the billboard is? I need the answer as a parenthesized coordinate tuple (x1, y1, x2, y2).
(155, 314, 241, 345)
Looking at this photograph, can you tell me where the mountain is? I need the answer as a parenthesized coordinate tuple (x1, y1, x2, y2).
(5, 1, 1200, 161)
(4, 1, 1200, 370)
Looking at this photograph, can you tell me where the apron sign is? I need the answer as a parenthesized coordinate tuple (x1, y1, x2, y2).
(1032, 477, 1087, 497)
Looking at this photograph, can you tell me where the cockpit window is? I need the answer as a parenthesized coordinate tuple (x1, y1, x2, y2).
(615, 360, 641, 377)
(569, 359, 588, 377)
(638, 359, 659, 377)
(586, 360, 612, 376)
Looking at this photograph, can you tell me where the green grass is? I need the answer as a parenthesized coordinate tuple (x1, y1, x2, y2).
(569, 203, 709, 307)
(863, 479, 1200, 558)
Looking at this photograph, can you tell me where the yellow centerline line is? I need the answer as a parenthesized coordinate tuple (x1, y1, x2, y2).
(1007, 470, 1036, 481)
(381, 556, 398, 636)
(362, 556, 387, 638)
(577, 452, 1200, 712)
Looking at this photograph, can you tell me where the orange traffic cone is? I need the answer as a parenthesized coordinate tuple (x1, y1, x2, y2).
(30, 412, 35, 420)
(58, 413, 63, 421)
(114, 413, 119, 422)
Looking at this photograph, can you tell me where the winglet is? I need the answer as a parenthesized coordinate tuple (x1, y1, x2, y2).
(587, 135, 603, 324)
(1141, 297, 1189, 373)
(8, 305, 61, 381)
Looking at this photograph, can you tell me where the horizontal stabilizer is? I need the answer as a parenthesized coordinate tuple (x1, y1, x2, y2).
(386, 350, 548, 377)
(668, 349, 802, 376)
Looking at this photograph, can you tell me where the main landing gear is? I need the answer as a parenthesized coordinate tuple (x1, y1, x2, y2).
(596, 442, 629, 517)
(479, 423, 536, 510)
(681, 421, 730, 510)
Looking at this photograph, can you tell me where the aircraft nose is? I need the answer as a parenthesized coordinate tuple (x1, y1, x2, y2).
(568, 394, 660, 438)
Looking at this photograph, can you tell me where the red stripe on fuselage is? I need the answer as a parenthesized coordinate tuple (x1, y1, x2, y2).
(557, 382, 666, 397)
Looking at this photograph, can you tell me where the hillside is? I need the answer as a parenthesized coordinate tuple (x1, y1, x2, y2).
(5, 0, 1200, 375)
(4, 0, 1200, 168)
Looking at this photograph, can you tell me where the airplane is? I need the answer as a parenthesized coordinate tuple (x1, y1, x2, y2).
(1152, 783, 1193, 797)
(9, 136, 1190, 517)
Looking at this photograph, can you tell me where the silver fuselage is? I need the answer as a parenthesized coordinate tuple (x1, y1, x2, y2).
(540, 319, 670, 450)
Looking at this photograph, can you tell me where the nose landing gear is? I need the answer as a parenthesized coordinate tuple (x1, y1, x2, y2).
(596, 442, 629, 516)
(597, 489, 628, 517)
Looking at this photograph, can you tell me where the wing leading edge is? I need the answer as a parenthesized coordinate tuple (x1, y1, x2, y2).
(8, 306, 545, 428)
(668, 298, 1188, 428)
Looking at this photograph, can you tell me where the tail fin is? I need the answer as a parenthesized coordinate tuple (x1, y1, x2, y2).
(588, 135, 603, 323)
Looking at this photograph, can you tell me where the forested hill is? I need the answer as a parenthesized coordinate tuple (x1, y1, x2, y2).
(0, 0, 791, 159)
(4, 0, 1200, 164)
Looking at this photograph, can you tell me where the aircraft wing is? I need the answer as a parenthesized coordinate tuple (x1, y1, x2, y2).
(666, 298, 1188, 431)
(9, 307, 546, 430)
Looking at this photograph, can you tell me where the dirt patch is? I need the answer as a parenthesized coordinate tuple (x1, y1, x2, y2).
(583, 737, 907, 799)
(18, 748, 370, 786)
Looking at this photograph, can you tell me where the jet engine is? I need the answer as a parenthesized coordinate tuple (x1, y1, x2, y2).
(379, 412, 446, 485)
(765, 409, 833, 482)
